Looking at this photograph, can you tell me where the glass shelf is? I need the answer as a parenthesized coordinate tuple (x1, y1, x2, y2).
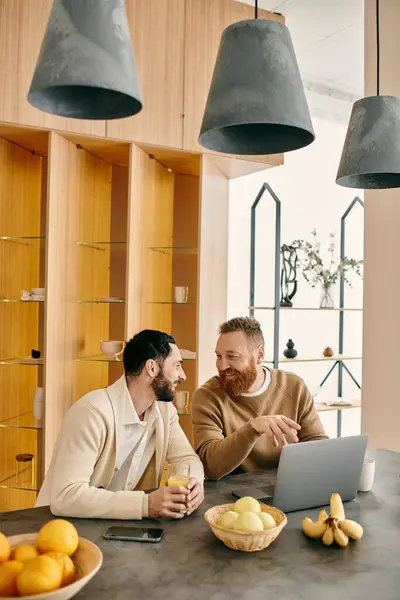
(315, 399, 361, 413)
(250, 306, 363, 312)
(76, 299, 125, 304)
(149, 246, 198, 255)
(77, 241, 127, 251)
(0, 357, 44, 366)
(77, 354, 122, 363)
(0, 236, 45, 241)
(0, 298, 44, 303)
(148, 302, 196, 305)
(0, 480, 39, 493)
(0, 412, 42, 431)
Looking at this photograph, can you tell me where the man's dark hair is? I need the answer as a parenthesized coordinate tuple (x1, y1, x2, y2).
(123, 330, 176, 378)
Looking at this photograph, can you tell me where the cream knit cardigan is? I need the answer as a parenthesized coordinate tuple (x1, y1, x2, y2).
(36, 375, 204, 520)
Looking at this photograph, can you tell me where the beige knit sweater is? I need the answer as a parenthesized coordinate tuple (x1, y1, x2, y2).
(36, 376, 204, 519)
(192, 369, 327, 480)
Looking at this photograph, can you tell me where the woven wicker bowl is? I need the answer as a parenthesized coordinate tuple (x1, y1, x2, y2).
(204, 503, 287, 552)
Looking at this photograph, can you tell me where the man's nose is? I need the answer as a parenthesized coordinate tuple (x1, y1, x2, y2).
(218, 357, 229, 371)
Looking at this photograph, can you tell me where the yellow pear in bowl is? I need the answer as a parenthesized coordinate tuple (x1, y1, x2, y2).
(233, 512, 264, 533)
(258, 512, 276, 530)
(219, 511, 239, 530)
(234, 497, 261, 514)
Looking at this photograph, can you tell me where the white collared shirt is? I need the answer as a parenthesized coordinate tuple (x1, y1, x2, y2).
(108, 396, 161, 492)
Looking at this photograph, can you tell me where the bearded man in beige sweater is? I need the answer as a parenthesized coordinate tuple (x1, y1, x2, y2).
(37, 330, 204, 520)
(192, 317, 327, 480)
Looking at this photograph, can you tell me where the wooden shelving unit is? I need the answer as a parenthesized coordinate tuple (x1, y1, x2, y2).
(0, 122, 241, 512)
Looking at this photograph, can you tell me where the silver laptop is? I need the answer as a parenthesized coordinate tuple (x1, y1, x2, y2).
(233, 435, 368, 513)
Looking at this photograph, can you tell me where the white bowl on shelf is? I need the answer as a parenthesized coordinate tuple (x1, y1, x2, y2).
(100, 340, 124, 359)
(4, 532, 103, 600)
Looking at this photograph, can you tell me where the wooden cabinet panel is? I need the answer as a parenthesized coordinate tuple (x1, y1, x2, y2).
(183, 0, 284, 166)
(106, 0, 185, 148)
(0, 0, 105, 135)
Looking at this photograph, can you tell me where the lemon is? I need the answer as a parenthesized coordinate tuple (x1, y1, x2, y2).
(10, 544, 39, 563)
(46, 552, 76, 587)
(17, 555, 62, 596)
(0, 560, 23, 597)
(234, 496, 261, 514)
(233, 512, 264, 533)
(219, 511, 239, 530)
(0, 534, 10, 564)
(259, 512, 276, 530)
(37, 519, 79, 556)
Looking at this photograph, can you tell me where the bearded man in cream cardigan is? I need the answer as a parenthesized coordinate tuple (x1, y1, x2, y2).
(36, 330, 204, 520)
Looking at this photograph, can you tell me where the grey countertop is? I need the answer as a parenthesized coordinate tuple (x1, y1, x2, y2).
(1, 449, 399, 600)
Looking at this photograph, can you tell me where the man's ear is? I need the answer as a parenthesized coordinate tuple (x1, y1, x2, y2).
(145, 359, 157, 378)
(256, 345, 265, 364)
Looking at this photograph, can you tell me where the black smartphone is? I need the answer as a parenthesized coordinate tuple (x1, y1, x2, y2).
(103, 526, 164, 543)
(232, 486, 273, 503)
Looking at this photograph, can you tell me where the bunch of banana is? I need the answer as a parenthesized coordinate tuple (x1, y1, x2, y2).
(302, 493, 363, 548)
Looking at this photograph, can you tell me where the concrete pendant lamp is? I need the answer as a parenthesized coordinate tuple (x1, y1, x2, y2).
(336, 0, 400, 189)
(198, 0, 314, 155)
(28, 0, 142, 120)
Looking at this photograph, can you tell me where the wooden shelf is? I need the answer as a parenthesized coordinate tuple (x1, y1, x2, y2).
(250, 306, 363, 312)
(264, 355, 362, 364)
(0, 412, 42, 431)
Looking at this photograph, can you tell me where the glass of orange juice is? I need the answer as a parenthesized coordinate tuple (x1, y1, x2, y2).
(167, 464, 190, 488)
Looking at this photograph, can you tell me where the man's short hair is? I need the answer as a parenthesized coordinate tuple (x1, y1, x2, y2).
(218, 316, 265, 348)
(123, 330, 176, 378)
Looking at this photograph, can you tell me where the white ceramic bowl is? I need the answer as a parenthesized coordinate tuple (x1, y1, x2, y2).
(31, 288, 45, 295)
(100, 340, 124, 358)
(4, 532, 103, 600)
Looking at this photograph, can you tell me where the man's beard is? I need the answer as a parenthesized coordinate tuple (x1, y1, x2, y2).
(219, 358, 258, 397)
(151, 370, 179, 402)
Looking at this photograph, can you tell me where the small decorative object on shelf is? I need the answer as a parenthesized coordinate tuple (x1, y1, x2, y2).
(290, 229, 363, 309)
(15, 453, 34, 486)
(33, 386, 44, 422)
(174, 390, 189, 414)
(283, 339, 297, 359)
(31, 349, 41, 359)
(280, 245, 298, 307)
(100, 340, 124, 360)
(323, 346, 334, 358)
(174, 286, 188, 304)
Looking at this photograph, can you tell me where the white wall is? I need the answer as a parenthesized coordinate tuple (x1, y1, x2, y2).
(227, 91, 364, 438)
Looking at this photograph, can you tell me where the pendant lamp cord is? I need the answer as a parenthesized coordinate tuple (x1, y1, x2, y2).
(255, 0, 258, 19)
(376, 0, 380, 95)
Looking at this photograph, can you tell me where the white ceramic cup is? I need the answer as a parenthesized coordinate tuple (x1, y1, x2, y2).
(33, 386, 44, 422)
(175, 390, 189, 411)
(174, 286, 188, 304)
(358, 458, 375, 492)
(100, 340, 124, 359)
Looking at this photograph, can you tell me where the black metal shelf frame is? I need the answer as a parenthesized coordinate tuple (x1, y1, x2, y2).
(249, 184, 364, 437)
